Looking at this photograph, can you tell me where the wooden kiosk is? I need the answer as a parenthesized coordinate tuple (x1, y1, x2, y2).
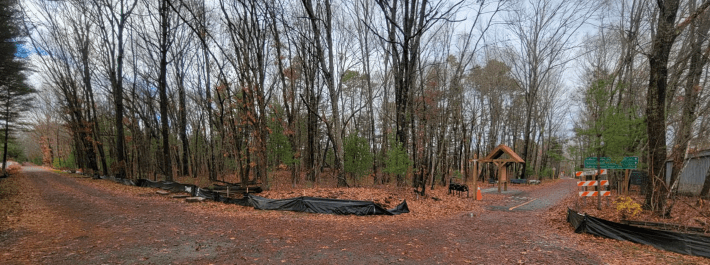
(479, 144, 525, 193)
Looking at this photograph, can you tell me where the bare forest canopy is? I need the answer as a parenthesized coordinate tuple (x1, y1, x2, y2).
(13, 0, 710, 209)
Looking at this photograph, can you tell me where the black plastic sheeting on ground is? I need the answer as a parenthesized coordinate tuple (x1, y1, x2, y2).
(227, 194, 409, 216)
(95, 176, 409, 216)
(96, 175, 138, 186)
(567, 209, 710, 258)
(135, 179, 195, 193)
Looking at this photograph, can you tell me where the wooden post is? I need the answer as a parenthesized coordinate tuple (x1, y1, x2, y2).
(583, 173, 587, 205)
(576, 178, 581, 210)
(496, 163, 507, 193)
(623, 169, 630, 195)
(602, 173, 608, 208)
(596, 172, 601, 210)
(473, 155, 479, 200)
(496, 162, 502, 193)
(503, 165, 508, 191)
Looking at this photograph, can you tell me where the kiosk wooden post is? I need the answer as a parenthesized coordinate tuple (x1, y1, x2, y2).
(472, 154, 479, 200)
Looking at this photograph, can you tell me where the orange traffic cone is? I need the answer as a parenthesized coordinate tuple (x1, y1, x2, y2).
(476, 186, 482, 200)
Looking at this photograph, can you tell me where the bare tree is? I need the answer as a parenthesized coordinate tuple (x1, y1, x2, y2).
(90, 0, 139, 178)
(300, 0, 349, 186)
(504, 0, 598, 179)
(644, 0, 710, 212)
(157, 0, 173, 180)
(373, 0, 463, 150)
(667, 0, 710, 207)
(22, 0, 107, 175)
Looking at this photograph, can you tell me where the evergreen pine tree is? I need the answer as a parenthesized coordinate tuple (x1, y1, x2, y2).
(0, 0, 34, 177)
(577, 78, 645, 164)
(343, 132, 373, 182)
(384, 136, 412, 185)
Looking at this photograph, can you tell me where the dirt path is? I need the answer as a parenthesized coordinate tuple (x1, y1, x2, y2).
(0, 168, 697, 264)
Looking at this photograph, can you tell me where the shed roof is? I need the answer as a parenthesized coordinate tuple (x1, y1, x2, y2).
(480, 144, 525, 163)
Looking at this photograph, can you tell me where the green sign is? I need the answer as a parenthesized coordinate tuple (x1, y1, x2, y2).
(584, 157, 638, 169)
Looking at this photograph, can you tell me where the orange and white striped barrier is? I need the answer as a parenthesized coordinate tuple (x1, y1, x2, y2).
(578, 191, 611, 197)
(577, 180, 609, 186)
(578, 181, 595, 186)
(579, 191, 598, 196)
(576, 169, 608, 177)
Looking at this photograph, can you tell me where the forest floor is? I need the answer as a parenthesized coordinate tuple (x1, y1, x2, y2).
(1, 166, 709, 264)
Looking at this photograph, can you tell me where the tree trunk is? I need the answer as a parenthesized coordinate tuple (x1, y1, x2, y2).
(88, 70, 108, 176)
(80, 44, 99, 174)
(203, 41, 216, 181)
(178, 69, 189, 177)
(2, 103, 9, 176)
(644, 0, 680, 211)
(158, 0, 172, 181)
(520, 84, 536, 179)
(306, 77, 318, 182)
(114, 46, 127, 178)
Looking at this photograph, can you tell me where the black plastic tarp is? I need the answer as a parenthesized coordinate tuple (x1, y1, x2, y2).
(232, 194, 409, 216)
(97, 175, 137, 186)
(567, 209, 710, 258)
(94, 175, 408, 216)
(136, 179, 195, 193)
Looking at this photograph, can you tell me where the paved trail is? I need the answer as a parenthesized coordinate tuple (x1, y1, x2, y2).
(1, 168, 603, 264)
(483, 178, 577, 211)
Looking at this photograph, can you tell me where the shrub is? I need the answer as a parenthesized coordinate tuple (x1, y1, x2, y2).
(539, 167, 553, 179)
(614, 196, 642, 219)
(343, 132, 373, 182)
(267, 117, 296, 168)
(384, 137, 411, 184)
(52, 152, 76, 169)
